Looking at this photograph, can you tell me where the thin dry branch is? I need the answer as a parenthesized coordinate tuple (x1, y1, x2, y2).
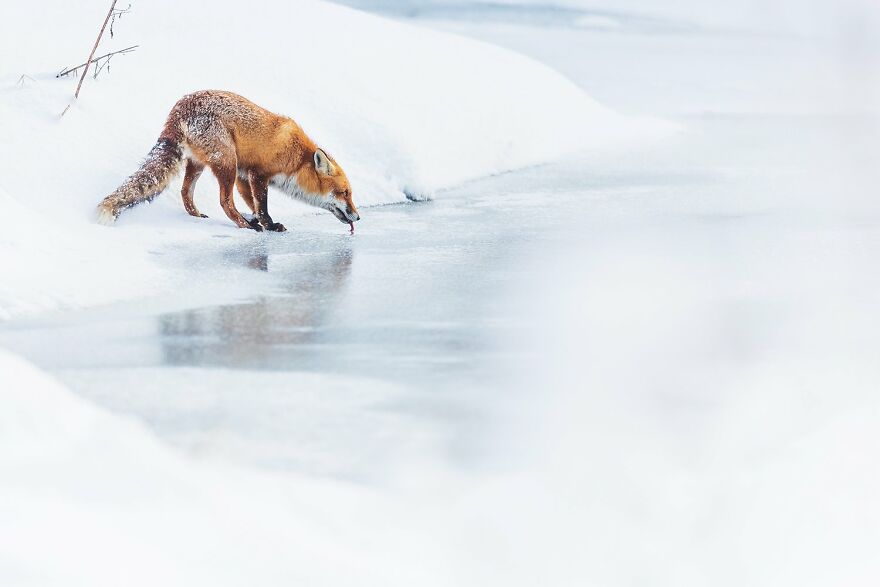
(73, 0, 119, 100)
(109, 3, 131, 38)
(56, 45, 138, 79)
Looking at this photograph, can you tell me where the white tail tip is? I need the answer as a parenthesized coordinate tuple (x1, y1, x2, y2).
(95, 204, 117, 226)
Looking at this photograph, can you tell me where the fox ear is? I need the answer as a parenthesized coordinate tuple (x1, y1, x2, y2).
(314, 149, 335, 175)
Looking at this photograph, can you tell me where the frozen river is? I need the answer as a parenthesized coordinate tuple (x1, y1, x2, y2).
(0, 158, 592, 478)
(2, 3, 879, 584)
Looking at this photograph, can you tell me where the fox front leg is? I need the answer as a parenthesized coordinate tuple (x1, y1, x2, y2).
(250, 173, 286, 232)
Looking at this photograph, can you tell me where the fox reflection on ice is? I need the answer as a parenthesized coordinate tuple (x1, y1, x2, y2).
(158, 243, 353, 369)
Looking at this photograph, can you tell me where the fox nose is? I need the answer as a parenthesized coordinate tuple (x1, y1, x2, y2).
(352, 212, 361, 221)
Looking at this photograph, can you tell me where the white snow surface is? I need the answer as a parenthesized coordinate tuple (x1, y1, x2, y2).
(0, 349, 448, 586)
(0, 0, 658, 320)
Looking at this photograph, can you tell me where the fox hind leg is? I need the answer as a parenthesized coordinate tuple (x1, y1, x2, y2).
(184, 119, 255, 229)
(181, 159, 207, 218)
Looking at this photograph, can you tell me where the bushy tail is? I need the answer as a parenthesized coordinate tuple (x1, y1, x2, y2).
(96, 137, 183, 225)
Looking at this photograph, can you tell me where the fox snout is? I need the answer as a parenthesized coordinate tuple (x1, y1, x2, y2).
(329, 203, 360, 223)
(343, 198, 360, 222)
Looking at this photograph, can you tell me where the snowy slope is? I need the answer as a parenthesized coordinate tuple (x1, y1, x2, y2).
(0, 0, 658, 319)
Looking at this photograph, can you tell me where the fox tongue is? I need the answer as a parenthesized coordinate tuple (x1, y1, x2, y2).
(349, 221, 355, 234)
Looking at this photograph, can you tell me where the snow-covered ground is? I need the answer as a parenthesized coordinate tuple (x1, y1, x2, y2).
(2, 0, 880, 585)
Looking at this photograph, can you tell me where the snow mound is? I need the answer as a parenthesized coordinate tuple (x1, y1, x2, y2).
(0, 348, 449, 586)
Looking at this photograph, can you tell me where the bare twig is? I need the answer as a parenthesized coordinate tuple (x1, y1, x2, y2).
(73, 0, 119, 100)
(56, 45, 138, 78)
(17, 74, 37, 85)
(109, 3, 131, 39)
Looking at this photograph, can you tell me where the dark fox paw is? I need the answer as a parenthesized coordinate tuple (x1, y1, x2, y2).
(199, 213, 208, 218)
(245, 217, 264, 231)
(266, 222, 287, 232)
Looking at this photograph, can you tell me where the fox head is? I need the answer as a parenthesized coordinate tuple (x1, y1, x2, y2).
(297, 148, 360, 224)
(273, 147, 360, 224)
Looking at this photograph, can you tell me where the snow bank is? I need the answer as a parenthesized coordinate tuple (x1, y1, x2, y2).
(0, 185, 170, 320)
(0, 0, 653, 319)
(0, 348, 451, 586)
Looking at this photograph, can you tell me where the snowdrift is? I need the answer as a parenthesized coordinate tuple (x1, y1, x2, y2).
(0, 348, 449, 586)
(0, 0, 655, 319)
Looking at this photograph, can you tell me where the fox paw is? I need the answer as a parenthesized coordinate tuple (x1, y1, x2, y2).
(245, 217, 264, 231)
(266, 222, 287, 232)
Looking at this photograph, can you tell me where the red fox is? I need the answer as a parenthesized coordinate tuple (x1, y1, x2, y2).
(96, 90, 360, 231)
